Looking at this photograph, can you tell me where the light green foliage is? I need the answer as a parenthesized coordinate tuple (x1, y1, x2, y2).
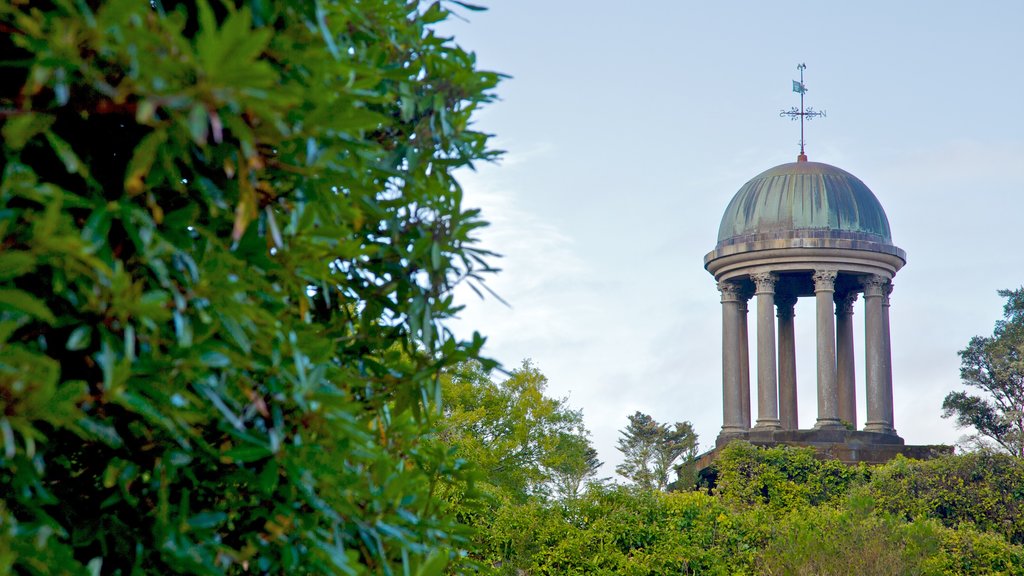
(756, 501, 942, 575)
(548, 435, 603, 501)
(468, 441, 1024, 575)
(714, 441, 865, 510)
(615, 411, 698, 491)
(437, 360, 598, 503)
(0, 0, 500, 573)
(944, 287, 1024, 457)
(716, 442, 1024, 575)
(925, 524, 1024, 576)
(476, 487, 756, 576)
(755, 501, 1024, 576)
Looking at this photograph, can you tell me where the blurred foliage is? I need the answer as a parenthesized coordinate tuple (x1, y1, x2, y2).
(0, 0, 501, 573)
(944, 287, 1024, 458)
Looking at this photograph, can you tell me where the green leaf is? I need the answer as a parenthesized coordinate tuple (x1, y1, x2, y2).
(223, 444, 272, 463)
(414, 550, 450, 576)
(1, 113, 54, 150)
(449, 1, 487, 11)
(0, 320, 23, 343)
(66, 326, 92, 351)
(186, 511, 227, 530)
(0, 251, 36, 281)
(124, 130, 167, 195)
(0, 289, 56, 324)
(77, 417, 124, 448)
(187, 105, 208, 145)
(45, 131, 88, 177)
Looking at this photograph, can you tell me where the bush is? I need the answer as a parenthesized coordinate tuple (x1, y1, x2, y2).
(868, 452, 1024, 545)
(0, 0, 499, 573)
(755, 501, 940, 576)
(471, 486, 758, 575)
(925, 523, 1024, 575)
(714, 441, 866, 511)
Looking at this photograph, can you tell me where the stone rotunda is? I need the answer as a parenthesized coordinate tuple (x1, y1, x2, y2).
(701, 155, 947, 464)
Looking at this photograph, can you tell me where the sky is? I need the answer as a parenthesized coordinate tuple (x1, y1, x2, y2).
(440, 1, 1024, 478)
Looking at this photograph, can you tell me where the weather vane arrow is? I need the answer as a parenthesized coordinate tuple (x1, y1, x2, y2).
(780, 63, 826, 161)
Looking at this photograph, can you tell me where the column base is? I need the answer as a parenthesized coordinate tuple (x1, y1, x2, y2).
(864, 422, 896, 434)
(813, 418, 846, 430)
(716, 429, 747, 448)
(754, 419, 781, 430)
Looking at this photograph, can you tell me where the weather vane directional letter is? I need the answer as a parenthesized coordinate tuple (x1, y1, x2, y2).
(780, 63, 826, 161)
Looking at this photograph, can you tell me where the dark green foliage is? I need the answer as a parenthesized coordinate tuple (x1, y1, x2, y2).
(867, 452, 1024, 545)
(0, 0, 500, 573)
(944, 287, 1024, 457)
(615, 412, 697, 491)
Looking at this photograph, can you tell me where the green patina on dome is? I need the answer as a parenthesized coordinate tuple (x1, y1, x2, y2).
(717, 161, 892, 245)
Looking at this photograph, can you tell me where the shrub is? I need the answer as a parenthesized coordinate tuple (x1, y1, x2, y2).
(868, 452, 1024, 545)
(0, 0, 499, 572)
(714, 441, 865, 511)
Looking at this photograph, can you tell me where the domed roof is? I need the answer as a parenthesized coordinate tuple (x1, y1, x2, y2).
(717, 161, 892, 246)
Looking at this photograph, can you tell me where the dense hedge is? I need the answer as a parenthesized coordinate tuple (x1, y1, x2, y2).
(476, 487, 759, 576)
(714, 439, 867, 510)
(0, 0, 499, 573)
(866, 450, 1024, 545)
(469, 444, 1024, 575)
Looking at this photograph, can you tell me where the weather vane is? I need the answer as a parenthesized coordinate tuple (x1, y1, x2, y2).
(780, 63, 826, 161)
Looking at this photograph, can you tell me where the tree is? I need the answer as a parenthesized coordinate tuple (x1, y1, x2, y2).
(0, 0, 500, 573)
(438, 360, 599, 502)
(548, 434, 603, 501)
(616, 412, 698, 491)
(943, 288, 1024, 458)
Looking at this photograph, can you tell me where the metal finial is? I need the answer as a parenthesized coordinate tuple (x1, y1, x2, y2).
(780, 63, 826, 161)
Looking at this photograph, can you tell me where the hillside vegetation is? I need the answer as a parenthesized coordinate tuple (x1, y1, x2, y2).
(464, 442, 1024, 575)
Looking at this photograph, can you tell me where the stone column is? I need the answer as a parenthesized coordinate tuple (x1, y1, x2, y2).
(752, 272, 781, 430)
(776, 294, 799, 430)
(738, 294, 752, 430)
(718, 281, 745, 435)
(813, 269, 843, 429)
(835, 291, 858, 428)
(863, 275, 894, 433)
(882, 283, 897, 433)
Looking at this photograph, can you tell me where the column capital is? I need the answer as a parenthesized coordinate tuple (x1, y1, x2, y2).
(751, 272, 777, 294)
(812, 269, 838, 292)
(834, 291, 859, 316)
(863, 274, 888, 298)
(718, 281, 742, 303)
(882, 283, 894, 307)
(776, 293, 798, 319)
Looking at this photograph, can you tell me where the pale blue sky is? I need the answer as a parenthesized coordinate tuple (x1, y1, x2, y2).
(443, 1, 1024, 476)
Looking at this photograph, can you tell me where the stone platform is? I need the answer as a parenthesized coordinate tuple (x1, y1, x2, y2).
(695, 429, 952, 472)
